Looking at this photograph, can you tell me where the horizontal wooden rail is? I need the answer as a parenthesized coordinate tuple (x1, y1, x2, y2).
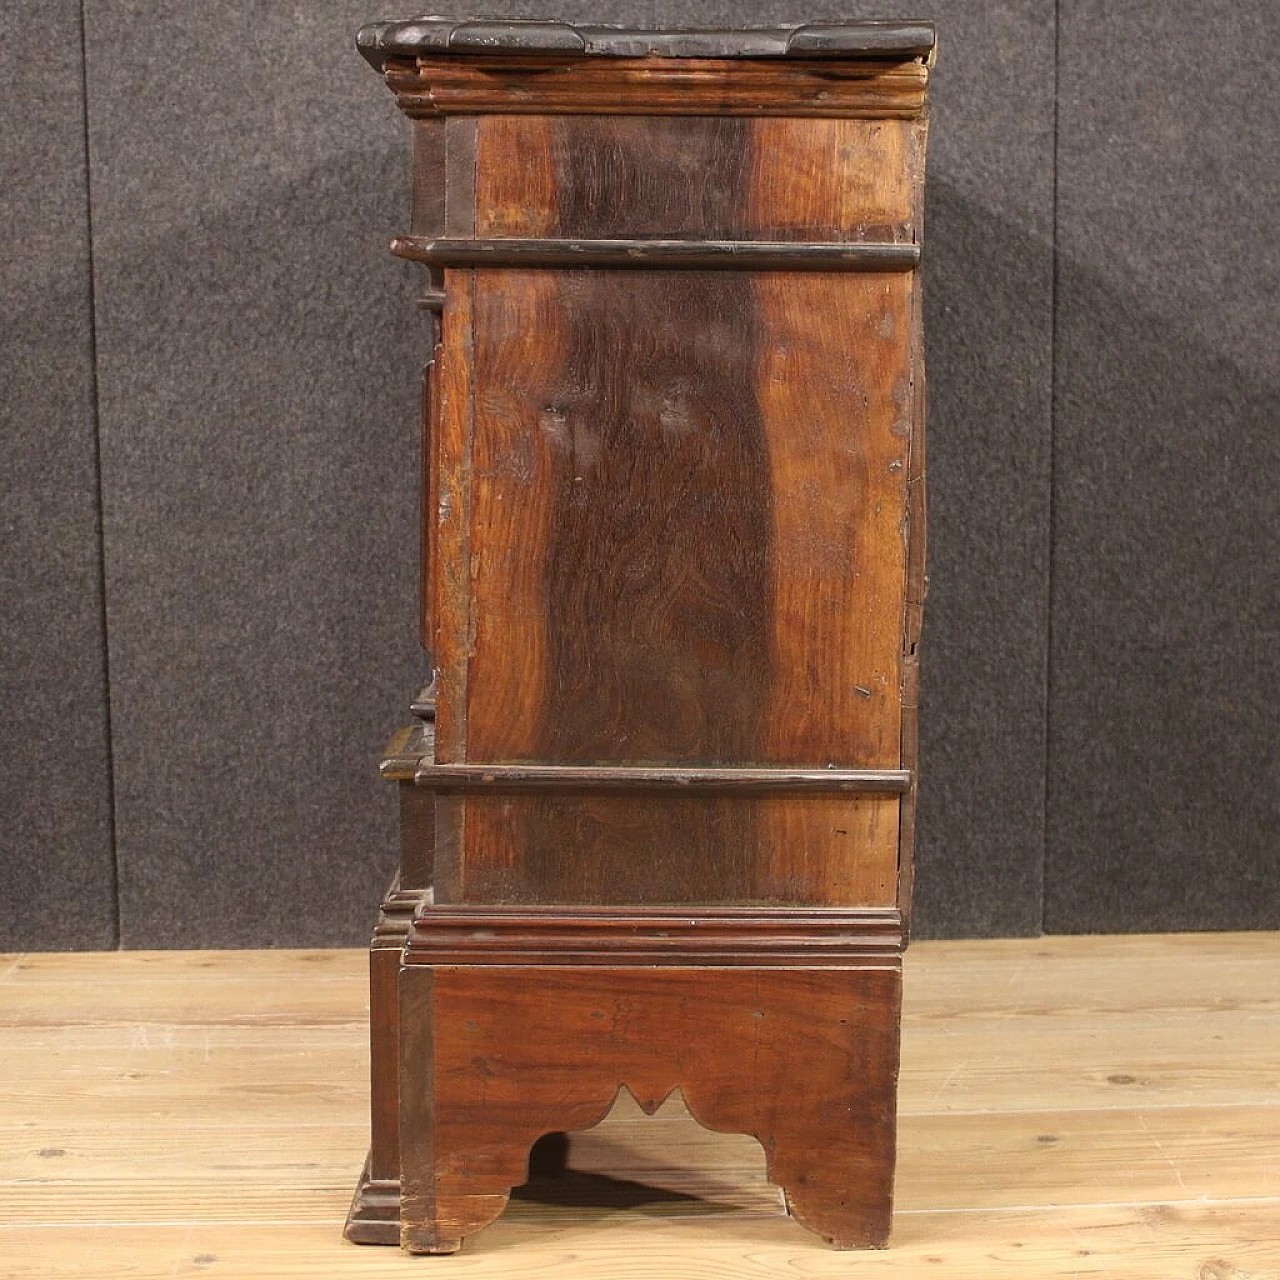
(404, 905, 904, 967)
(412, 762, 912, 793)
(391, 236, 920, 272)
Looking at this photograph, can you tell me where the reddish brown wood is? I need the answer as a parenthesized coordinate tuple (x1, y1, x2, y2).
(350, 18, 931, 1256)
(412, 763, 911, 792)
(472, 115, 923, 244)
(396, 909, 902, 1253)
(344, 878, 426, 1244)
(383, 55, 929, 119)
(417, 358, 435, 655)
(403, 905, 902, 965)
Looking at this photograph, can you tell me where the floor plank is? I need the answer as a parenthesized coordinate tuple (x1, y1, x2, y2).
(0, 934, 1276, 1277)
(3, 1205, 1278, 1279)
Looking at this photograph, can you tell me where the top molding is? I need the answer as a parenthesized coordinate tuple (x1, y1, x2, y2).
(357, 17, 936, 71)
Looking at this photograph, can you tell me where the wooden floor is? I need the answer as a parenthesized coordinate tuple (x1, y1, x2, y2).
(1, 933, 1277, 1278)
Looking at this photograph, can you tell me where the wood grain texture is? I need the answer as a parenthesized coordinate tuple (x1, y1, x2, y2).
(396, 964, 901, 1252)
(468, 268, 772, 768)
(475, 115, 922, 243)
(367, 53, 932, 1260)
(408, 119, 444, 238)
(6, 1209, 1279, 1279)
(753, 270, 912, 903)
(417, 356, 437, 654)
(749, 116, 925, 243)
(458, 253, 777, 900)
(477, 115, 755, 241)
(426, 271, 473, 767)
(385, 56, 930, 119)
(417, 112, 924, 906)
(454, 261, 906, 904)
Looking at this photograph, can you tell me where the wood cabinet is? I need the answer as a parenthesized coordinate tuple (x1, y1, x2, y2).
(347, 17, 934, 1254)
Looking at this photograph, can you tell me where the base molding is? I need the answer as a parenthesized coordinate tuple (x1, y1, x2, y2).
(404, 904, 903, 967)
(350, 901, 904, 1254)
(344, 1154, 401, 1245)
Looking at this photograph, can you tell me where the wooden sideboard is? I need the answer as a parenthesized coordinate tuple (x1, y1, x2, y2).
(346, 17, 933, 1254)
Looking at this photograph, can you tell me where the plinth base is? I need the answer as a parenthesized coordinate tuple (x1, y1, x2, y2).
(348, 905, 903, 1253)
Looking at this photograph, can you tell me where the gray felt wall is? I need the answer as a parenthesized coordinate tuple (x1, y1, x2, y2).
(2, 1, 1275, 950)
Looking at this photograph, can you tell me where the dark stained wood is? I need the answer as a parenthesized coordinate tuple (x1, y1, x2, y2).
(473, 115, 923, 244)
(377, 724, 436, 892)
(409, 119, 445, 237)
(352, 23, 930, 1257)
(479, 114, 753, 240)
(404, 904, 901, 965)
(391, 236, 919, 271)
(417, 357, 435, 654)
(358, 19, 936, 68)
(396, 781, 434, 892)
(409, 681, 437, 721)
(344, 878, 429, 1245)
(454, 260, 773, 902)
(427, 271, 473, 767)
(413, 763, 911, 792)
(453, 794, 901, 906)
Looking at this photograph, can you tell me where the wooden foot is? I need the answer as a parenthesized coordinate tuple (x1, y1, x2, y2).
(343, 877, 427, 1246)
(396, 907, 902, 1253)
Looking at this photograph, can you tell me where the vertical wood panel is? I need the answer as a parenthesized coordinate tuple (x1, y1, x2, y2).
(748, 116, 922, 242)
(430, 271, 476, 765)
(438, 112, 919, 906)
(753, 269, 914, 903)
(458, 266, 775, 904)
(474, 114, 922, 243)
(754, 273, 911, 763)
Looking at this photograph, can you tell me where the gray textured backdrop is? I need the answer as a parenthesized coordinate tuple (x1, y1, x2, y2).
(2, 2, 1276, 950)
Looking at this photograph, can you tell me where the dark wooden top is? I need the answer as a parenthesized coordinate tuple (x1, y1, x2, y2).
(357, 18, 936, 71)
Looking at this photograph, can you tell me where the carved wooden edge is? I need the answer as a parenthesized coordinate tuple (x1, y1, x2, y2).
(346, 875, 433, 1246)
(421, 350, 445, 667)
(409, 682, 437, 721)
(380, 722, 434, 781)
(391, 236, 920, 273)
(358, 20, 936, 68)
(897, 118, 931, 939)
(404, 905, 903, 967)
(345, 1153, 401, 1245)
(373, 880, 432, 945)
(430, 266, 476, 763)
(378, 57, 928, 119)
(411, 762, 911, 794)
